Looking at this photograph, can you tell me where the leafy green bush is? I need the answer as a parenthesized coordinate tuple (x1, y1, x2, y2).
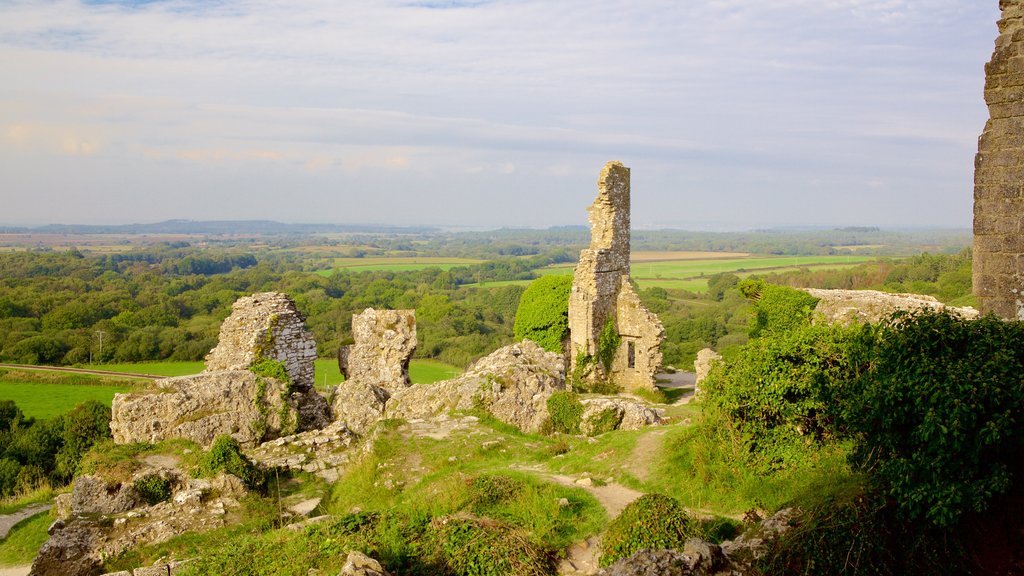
(199, 435, 266, 492)
(133, 473, 172, 505)
(739, 279, 819, 337)
(701, 323, 859, 472)
(546, 391, 583, 435)
(600, 493, 695, 566)
(512, 275, 572, 353)
(844, 310, 1024, 527)
(428, 516, 555, 576)
(758, 483, 968, 576)
(469, 474, 525, 508)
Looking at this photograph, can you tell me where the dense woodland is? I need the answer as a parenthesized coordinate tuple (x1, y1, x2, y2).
(0, 230, 974, 372)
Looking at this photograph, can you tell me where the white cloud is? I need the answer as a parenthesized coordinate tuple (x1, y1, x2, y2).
(0, 0, 1001, 228)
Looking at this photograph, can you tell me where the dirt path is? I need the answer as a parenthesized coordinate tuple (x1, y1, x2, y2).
(0, 503, 50, 540)
(0, 565, 30, 576)
(627, 429, 666, 483)
(0, 363, 160, 379)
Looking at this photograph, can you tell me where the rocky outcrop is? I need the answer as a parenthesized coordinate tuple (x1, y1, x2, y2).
(68, 475, 141, 516)
(974, 0, 1024, 320)
(339, 308, 417, 393)
(247, 421, 360, 483)
(205, 292, 317, 391)
(34, 467, 247, 576)
(805, 288, 979, 326)
(388, 340, 566, 434)
(568, 161, 664, 391)
(579, 397, 663, 436)
(111, 292, 330, 448)
(341, 551, 392, 576)
(595, 508, 799, 576)
(111, 370, 301, 448)
(332, 380, 390, 436)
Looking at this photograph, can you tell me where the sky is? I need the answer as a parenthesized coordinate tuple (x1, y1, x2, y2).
(0, 0, 1002, 230)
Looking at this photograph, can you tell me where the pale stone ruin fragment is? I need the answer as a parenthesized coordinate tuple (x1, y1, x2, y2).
(974, 0, 1024, 320)
(110, 292, 330, 448)
(338, 308, 417, 393)
(568, 160, 664, 391)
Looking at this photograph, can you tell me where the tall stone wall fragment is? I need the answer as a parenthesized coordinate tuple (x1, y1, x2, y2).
(975, 0, 1024, 320)
(205, 292, 317, 391)
(567, 161, 664, 391)
(340, 308, 417, 392)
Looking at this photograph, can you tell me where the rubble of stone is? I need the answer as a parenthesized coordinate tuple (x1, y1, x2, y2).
(974, 0, 1024, 321)
(387, 340, 566, 434)
(111, 292, 330, 448)
(246, 420, 360, 483)
(595, 508, 799, 576)
(32, 465, 247, 576)
(805, 288, 979, 326)
(341, 550, 393, 576)
(339, 308, 417, 393)
(568, 161, 664, 392)
(579, 397, 664, 436)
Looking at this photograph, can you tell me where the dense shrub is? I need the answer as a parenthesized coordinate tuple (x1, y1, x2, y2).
(132, 473, 172, 505)
(739, 279, 819, 337)
(546, 391, 583, 435)
(512, 275, 572, 353)
(428, 516, 555, 576)
(844, 310, 1024, 527)
(758, 483, 969, 576)
(199, 435, 266, 492)
(600, 494, 695, 566)
(702, 323, 859, 472)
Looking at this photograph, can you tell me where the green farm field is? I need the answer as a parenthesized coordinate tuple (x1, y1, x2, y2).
(315, 256, 485, 276)
(470, 254, 880, 291)
(0, 380, 132, 419)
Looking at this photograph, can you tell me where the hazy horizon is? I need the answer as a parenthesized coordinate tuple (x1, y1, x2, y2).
(0, 1, 1000, 230)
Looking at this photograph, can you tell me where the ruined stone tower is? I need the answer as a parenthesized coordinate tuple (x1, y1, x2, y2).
(568, 161, 664, 391)
(974, 0, 1024, 320)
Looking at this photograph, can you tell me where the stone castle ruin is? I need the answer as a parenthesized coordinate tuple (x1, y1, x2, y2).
(110, 292, 330, 448)
(568, 160, 665, 391)
(974, 0, 1024, 320)
(338, 308, 417, 393)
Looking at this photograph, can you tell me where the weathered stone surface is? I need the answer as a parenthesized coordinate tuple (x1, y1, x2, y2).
(340, 550, 392, 576)
(579, 397, 663, 436)
(341, 308, 417, 393)
(247, 421, 359, 483)
(205, 292, 317, 391)
(331, 380, 390, 435)
(596, 548, 695, 576)
(568, 161, 664, 391)
(29, 521, 102, 576)
(693, 348, 722, 394)
(69, 474, 141, 516)
(388, 340, 566, 434)
(112, 291, 330, 448)
(111, 370, 302, 448)
(975, 1, 1024, 320)
(805, 288, 979, 326)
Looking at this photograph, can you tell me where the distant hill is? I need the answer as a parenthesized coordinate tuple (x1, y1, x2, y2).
(6, 220, 438, 235)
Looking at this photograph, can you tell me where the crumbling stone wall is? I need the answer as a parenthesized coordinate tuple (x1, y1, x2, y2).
(111, 292, 329, 448)
(974, 0, 1024, 320)
(338, 308, 417, 393)
(568, 161, 664, 391)
(205, 292, 317, 390)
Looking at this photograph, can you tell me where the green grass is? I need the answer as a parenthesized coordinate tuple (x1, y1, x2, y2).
(90, 361, 205, 377)
(315, 257, 486, 276)
(0, 511, 51, 567)
(0, 380, 131, 419)
(465, 255, 879, 291)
